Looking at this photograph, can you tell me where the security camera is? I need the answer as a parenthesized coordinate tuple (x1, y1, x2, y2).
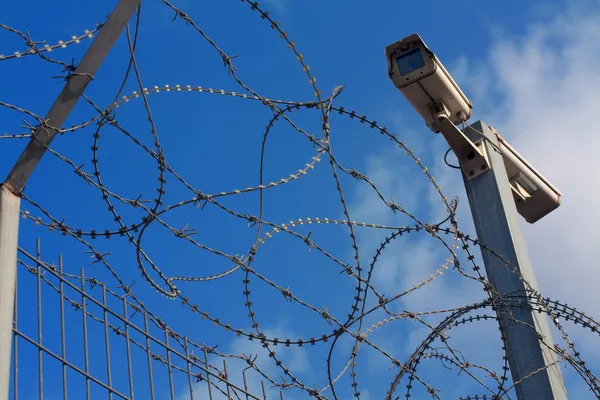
(385, 34, 561, 223)
(491, 128, 562, 223)
(385, 33, 473, 133)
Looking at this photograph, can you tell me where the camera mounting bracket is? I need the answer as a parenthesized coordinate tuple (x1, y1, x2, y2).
(431, 101, 490, 180)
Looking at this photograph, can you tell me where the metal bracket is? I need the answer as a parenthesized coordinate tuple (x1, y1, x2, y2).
(435, 114, 490, 180)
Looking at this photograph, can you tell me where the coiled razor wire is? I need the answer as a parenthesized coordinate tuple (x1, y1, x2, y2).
(1, 1, 599, 399)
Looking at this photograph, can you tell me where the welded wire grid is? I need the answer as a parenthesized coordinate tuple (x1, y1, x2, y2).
(15, 240, 275, 400)
(1, 1, 600, 399)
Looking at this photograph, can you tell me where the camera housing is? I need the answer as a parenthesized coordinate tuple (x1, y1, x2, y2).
(385, 34, 561, 223)
(491, 128, 562, 223)
(385, 33, 473, 132)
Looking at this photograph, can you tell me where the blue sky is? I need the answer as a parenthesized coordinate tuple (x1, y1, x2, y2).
(1, 0, 600, 399)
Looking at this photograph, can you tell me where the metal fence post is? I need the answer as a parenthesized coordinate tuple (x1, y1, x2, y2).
(0, 186, 21, 398)
(4, 0, 141, 195)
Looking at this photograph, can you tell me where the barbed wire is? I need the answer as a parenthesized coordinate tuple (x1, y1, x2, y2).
(1, 1, 599, 399)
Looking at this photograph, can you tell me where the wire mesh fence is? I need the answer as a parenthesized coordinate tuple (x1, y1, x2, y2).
(12, 239, 274, 400)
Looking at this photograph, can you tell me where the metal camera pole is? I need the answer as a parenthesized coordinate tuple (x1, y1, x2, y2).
(385, 34, 568, 399)
(0, 0, 140, 396)
(459, 121, 567, 399)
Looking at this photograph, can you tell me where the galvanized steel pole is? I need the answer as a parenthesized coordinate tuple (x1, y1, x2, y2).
(0, 0, 140, 397)
(461, 121, 567, 399)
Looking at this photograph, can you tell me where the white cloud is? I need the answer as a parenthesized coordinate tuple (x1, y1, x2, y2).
(176, 323, 308, 400)
(262, 0, 287, 15)
(228, 324, 310, 376)
(348, 147, 442, 295)
(457, 0, 600, 317)
(348, 1, 600, 396)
